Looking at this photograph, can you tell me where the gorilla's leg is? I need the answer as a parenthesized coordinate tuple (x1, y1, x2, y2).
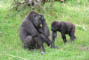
(69, 26, 76, 42)
(51, 31, 58, 48)
(69, 31, 75, 42)
(23, 36, 35, 49)
(34, 36, 45, 54)
(61, 33, 67, 43)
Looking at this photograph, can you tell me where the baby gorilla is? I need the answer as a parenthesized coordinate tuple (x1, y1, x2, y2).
(19, 11, 50, 54)
(51, 21, 76, 48)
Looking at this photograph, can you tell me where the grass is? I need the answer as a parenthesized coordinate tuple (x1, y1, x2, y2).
(0, 0, 89, 60)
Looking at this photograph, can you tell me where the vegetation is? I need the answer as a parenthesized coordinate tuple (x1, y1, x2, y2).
(0, 0, 89, 60)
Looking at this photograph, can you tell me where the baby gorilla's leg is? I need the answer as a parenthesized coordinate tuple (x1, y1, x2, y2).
(51, 31, 59, 48)
(69, 32, 76, 43)
(69, 26, 76, 42)
(61, 33, 67, 43)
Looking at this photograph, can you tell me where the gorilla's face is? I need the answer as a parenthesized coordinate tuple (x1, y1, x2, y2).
(32, 14, 44, 28)
(51, 23, 58, 32)
(51, 26, 57, 32)
(51, 22, 61, 32)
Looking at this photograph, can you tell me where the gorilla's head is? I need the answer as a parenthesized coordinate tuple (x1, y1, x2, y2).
(28, 11, 45, 28)
(51, 21, 62, 32)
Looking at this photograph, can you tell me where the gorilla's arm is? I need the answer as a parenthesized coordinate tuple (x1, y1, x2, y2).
(41, 17, 49, 37)
(38, 27, 44, 33)
(23, 20, 38, 37)
(36, 26, 50, 46)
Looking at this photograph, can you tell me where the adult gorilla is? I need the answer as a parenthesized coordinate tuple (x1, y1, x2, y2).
(19, 11, 50, 54)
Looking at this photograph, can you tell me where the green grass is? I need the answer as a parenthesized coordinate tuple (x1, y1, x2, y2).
(0, 0, 89, 60)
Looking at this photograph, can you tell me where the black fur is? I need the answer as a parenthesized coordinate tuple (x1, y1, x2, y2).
(51, 21, 76, 48)
(19, 11, 50, 54)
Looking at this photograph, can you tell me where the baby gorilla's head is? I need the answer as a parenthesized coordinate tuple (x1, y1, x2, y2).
(51, 21, 60, 32)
